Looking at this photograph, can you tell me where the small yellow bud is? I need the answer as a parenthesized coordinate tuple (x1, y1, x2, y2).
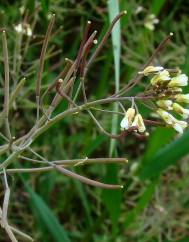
(139, 66, 164, 76)
(132, 114, 146, 133)
(175, 94, 189, 103)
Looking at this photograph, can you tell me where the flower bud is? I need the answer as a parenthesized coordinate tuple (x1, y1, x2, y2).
(150, 70, 171, 85)
(168, 74, 188, 87)
(156, 100, 173, 110)
(120, 108, 135, 130)
(175, 94, 189, 103)
(139, 66, 164, 76)
(171, 87, 182, 93)
(172, 103, 189, 119)
(156, 108, 175, 125)
(131, 114, 146, 133)
(157, 108, 187, 134)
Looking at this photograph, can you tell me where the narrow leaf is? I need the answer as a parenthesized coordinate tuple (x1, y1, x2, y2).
(139, 129, 189, 180)
(22, 178, 71, 242)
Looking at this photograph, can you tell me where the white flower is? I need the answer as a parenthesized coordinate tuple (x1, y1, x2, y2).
(157, 108, 187, 134)
(168, 74, 188, 87)
(156, 100, 173, 110)
(26, 25, 32, 36)
(139, 66, 164, 76)
(150, 70, 171, 85)
(14, 23, 23, 33)
(156, 108, 175, 125)
(135, 6, 144, 15)
(173, 120, 187, 134)
(131, 114, 146, 133)
(120, 108, 135, 130)
(175, 94, 189, 103)
(14, 23, 32, 37)
(172, 103, 189, 119)
(144, 14, 159, 31)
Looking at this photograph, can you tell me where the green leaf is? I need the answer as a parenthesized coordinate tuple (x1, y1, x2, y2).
(40, 0, 50, 14)
(139, 129, 189, 180)
(108, 0, 121, 155)
(101, 0, 122, 237)
(142, 127, 174, 163)
(151, 0, 166, 15)
(22, 178, 71, 242)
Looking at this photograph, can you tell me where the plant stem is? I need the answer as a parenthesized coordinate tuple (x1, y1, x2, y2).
(35, 14, 55, 122)
(2, 31, 11, 140)
(3, 157, 128, 173)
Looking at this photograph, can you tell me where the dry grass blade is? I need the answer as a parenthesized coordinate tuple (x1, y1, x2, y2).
(2, 30, 11, 140)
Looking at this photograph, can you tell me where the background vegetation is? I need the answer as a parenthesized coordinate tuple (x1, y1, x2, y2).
(0, 0, 189, 241)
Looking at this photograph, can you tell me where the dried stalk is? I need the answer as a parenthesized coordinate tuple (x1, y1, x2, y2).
(2, 31, 11, 140)
(35, 14, 55, 122)
(27, 148, 124, 189)
(86, 11, 127, 68)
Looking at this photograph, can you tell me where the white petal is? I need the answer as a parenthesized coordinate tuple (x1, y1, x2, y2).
(177, 120, 188, 129)
(173, 123, 183, 134)
(178, 74, 188, 84)
(120, 117, 129, 130)
(168, 74, 188, 87)
(182, 109, 189, 119)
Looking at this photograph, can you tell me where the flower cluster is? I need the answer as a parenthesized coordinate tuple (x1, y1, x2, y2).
(120, 108, 146, 133)
(14, 23, 32, 36)
(144, 14, 159, 31)
(141, 66, 189, 134)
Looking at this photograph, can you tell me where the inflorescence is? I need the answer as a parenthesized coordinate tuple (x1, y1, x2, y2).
(120, 66, 189, 134)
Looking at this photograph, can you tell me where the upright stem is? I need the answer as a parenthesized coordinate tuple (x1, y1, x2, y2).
(2, 31, 11, 140)
(35, 14, 55, 122)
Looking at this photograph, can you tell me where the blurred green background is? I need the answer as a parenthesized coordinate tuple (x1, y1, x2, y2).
(0, 0, 189, 241)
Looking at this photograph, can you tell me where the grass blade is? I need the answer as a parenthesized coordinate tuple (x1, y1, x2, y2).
(151, 0, 166, 15)
(102, 0, 122, 237)
(22, 178, 71, 242)
(139, 129, 189, 180)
